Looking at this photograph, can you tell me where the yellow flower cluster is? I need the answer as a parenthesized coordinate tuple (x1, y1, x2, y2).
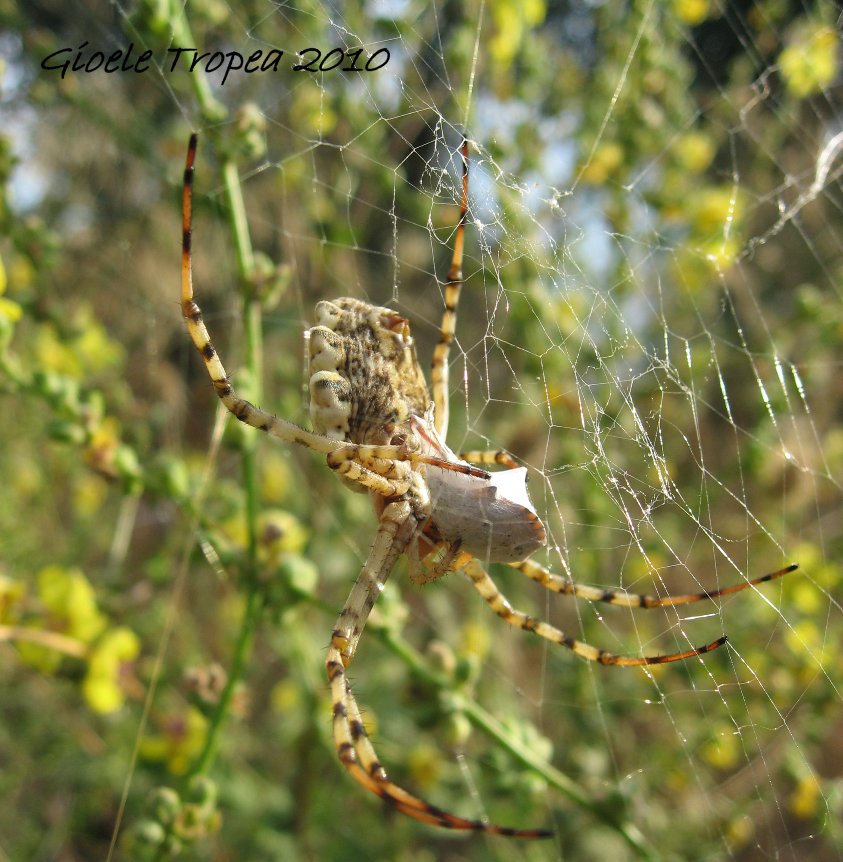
(779, 24, 838, 99)
(9, 565, 139, 713)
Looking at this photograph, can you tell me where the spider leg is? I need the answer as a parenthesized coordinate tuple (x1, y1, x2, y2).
(327, 501, 550, 837)
(460, 557, 727, 666)
(332, 673, 549, 836)
(459, 449, 520, 469)
(326, 452, 413, 498)
(327, 444, 489, 480)
(407, 539, 463, 585)
(511, 559, 799, 608)
(181, 134, 352, 457)
(431, 138, 469, 440)
(329, 499, 420, 666)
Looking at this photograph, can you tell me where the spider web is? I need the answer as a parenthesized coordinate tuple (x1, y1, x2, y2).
(3, 1, 842, 860)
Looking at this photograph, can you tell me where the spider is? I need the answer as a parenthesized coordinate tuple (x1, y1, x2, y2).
(180, 132, 797, 838)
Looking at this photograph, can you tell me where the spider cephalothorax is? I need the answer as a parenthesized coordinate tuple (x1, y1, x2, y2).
(180, 132, 797, 837)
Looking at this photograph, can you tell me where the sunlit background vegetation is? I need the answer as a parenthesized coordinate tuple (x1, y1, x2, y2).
(1, 1, 841, 860)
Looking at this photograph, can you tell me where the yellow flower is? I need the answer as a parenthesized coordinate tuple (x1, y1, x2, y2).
(785, 619, 835, 671)
(15, 567, 104, 672)
(699, 236, 741, 273)
(490, 0, 546, 66)
(36, 325, 83, 378)
(0, 296, 21, 322)
(672, 0, 711, 25)
(74, 311, 125, 374)
(83, 417, 121, 478)
(83, 626, 141, 713)
(690, 186, 744, 237)
(141, 708, 209, 775)
(34, 307, 124, 380)
(675, 131, 716, 174)
(725, 814, 754, 849)
(459, 619, 491, 661)
(0, 574, 26, 623)
(259, 449, 293, 503)
(257, 510, 308, 561)
(789, 772, 822, 819)
(780, 25, 838, 99)
(37, 565, 106, 644)
(701, 730, 740, 770)
(791, 580, 822, 615)
(580, 142, 625, 185)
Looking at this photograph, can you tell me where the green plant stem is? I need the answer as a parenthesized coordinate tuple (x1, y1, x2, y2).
(191, 587, 263, 776)
(170, 4, 225, 124)
(182, 41, 267, 776)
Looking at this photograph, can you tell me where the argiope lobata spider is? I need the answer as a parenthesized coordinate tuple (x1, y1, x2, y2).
(180, 133, 797, 837)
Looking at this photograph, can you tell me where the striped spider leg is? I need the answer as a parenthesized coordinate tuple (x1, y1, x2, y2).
(430, 138, 468, 440)
(325, 491, 551, 837)
(510, 559, 799, 613)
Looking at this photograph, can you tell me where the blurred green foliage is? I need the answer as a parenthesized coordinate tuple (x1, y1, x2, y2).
(1, 1, 841, 860)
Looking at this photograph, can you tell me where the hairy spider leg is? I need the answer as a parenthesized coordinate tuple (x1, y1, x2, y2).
(459, 448, 520, 469)
(511, 560, 799, 608)
(326, 501, 551, 838)
(431, 138, 469, 440)
(460, 556, 728, 666)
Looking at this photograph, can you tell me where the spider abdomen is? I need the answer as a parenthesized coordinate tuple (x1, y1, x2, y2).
(426, 464, 547, 563)
(409, 415, 547, 563)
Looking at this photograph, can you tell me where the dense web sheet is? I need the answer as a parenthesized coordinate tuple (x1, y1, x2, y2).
(3, 1, 842, 860)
